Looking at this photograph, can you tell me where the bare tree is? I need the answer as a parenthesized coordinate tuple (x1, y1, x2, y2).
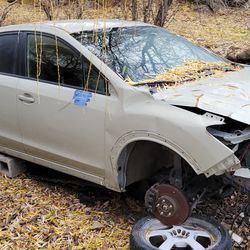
(143, 0, 153, 23)
(132, 0, 138, 21)
(64, 0, 84, 19)
(0, 0, 18, 27)
(154, 0, 173, 27)
(132, 0, 173, 27)
(41, 0, 54, 20)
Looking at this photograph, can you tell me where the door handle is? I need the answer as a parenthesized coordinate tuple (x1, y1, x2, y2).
(18, 93, 35, 104)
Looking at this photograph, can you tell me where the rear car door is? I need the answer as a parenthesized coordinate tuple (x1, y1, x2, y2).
(16, 32, 108, 183)
(0, 32, 24, 152)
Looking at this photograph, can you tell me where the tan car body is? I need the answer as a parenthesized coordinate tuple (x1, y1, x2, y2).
(0, 20, 245, 192)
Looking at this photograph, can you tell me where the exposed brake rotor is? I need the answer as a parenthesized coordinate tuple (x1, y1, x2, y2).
(145, 184, 190, 226)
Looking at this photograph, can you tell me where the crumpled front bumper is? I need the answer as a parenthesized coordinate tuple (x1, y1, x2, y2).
(205, 154, 241, 177)
(207, 125, 250, 178)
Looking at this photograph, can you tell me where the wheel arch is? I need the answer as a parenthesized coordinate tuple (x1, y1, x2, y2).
(110, 131, 201, 190)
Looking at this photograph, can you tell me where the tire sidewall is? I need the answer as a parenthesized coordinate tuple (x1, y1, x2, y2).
(130, 215, 232, 250)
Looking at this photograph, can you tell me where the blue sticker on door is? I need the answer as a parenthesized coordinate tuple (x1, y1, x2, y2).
(73, 90, 93, 107)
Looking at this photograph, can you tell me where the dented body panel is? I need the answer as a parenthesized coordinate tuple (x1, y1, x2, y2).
(104, 88, 241, 190)
(151, 67, 250, 124)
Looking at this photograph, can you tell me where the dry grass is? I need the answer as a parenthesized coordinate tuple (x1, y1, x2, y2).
(167, 1, 250, 56)
(127, 60, 241, 86)
(0, 169, 249, 249)
(0, 169, 144, 249)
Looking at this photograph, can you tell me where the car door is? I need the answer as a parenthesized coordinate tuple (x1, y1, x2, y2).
(0, 32, 24, 152)
(16, 32, 108, 181)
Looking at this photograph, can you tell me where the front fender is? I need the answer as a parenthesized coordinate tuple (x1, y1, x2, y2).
(104, 91, 240, 191)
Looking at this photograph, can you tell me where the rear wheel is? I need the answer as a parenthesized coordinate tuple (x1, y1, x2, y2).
(130, 215, 231, 250)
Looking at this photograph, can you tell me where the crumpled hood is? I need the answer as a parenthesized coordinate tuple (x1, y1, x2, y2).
(151, 66, 250, 125)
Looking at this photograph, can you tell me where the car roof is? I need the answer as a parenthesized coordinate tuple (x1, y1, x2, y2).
(0, 19, 152, 34)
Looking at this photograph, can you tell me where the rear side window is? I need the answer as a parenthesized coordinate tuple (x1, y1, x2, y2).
(0, 34, 18, 75)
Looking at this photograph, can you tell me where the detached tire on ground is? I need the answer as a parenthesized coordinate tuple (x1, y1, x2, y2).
(130, 215, 231, 250)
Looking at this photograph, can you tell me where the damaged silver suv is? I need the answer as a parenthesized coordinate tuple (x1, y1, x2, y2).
(0, 20, 249, 250)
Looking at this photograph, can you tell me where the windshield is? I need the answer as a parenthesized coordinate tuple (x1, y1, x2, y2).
(72, 26, 223, 81)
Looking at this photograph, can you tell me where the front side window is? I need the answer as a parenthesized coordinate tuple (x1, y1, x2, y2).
(27, 33, 107, 94)
(0, 34, 19, 75)
(27, 34, 83, 87)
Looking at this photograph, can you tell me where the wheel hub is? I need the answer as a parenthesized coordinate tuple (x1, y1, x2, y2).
(156, 196, 176, 218)
(145, 184, 190, 225)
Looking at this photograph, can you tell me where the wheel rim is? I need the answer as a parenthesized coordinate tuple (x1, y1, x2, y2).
(144, 218, 219, 250)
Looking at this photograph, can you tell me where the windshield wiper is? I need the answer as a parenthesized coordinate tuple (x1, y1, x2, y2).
(132, 80, 178, 87)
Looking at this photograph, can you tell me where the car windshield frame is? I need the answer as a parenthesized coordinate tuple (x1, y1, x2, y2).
(72, 26, 224, 82)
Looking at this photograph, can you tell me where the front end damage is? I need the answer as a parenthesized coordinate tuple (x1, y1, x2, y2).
(148, 66, 250, 183)
(207, 120, 250, 190)
(207, 125, 250, 169)
(142, 113, 250, 226)
(136, 69, 250, 236)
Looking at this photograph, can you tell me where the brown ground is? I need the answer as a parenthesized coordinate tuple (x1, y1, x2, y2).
(0, 165, 249, 249)
(0, 166, 143, 249)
